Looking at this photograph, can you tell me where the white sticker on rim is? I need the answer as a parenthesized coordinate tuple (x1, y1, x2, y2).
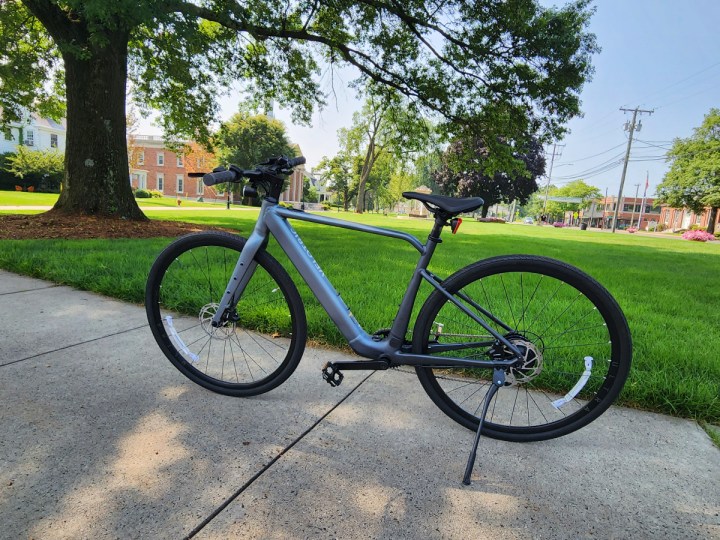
(552, 356, 593, 409)
(166, 315, 200, 364)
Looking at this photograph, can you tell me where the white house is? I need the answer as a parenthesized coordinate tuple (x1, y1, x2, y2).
(0, 111, 66, 154)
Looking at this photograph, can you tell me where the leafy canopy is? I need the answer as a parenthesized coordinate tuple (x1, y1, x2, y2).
(656, 108, 720, 215)
(337, 87, 432, 211)
(3, 0, 597, 154)
(0, 1, 64, 124)
(433, 136, 546, 216)
(214, 112, 294, 169)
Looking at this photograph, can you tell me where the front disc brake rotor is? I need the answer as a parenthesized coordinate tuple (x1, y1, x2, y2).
(199, 303, 235, 340)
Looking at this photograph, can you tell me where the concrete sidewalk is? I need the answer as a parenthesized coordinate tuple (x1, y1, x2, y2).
(0, 270, 718, 539)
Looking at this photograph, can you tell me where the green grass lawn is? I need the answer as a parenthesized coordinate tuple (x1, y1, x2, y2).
(1, 208, 718, 423)
(0, 191, 60, 206)
(0, 190, 225, 208)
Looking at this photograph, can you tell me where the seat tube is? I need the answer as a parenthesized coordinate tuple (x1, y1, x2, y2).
(388, 218, 445, 346)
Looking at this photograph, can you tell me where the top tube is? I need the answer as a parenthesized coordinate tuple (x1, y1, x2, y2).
(274, 206, 426, 253)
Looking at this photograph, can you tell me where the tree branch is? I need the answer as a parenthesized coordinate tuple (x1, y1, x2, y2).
(21, 0, 85, 47)
(162, 0, 464, 123)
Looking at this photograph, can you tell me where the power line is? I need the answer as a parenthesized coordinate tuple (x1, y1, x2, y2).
(635, 139, 670, 150)
(561, 141, 627, 163)
(554, 152, 625, 179)
(630, 60, 720, 106)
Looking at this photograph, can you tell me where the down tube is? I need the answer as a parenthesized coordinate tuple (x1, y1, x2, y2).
(265, 210, 382, 356)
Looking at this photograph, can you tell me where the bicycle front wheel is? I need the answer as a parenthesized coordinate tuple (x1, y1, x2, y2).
(146, 232, 307, 397)
(413, 255, 631, 442)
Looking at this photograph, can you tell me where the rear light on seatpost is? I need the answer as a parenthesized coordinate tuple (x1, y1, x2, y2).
(451, 217, 462, 234)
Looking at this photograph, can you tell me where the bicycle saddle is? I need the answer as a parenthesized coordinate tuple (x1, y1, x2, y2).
(402, 192, 484, 216)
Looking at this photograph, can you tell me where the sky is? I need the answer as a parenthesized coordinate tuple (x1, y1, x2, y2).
(139, 0, 720, 199)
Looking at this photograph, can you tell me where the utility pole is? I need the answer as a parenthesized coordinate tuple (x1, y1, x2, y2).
(612, 107, 654, 233)
(542, 143, 564, 220)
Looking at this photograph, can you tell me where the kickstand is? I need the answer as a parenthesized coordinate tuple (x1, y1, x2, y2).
(462, 368, 505, 485)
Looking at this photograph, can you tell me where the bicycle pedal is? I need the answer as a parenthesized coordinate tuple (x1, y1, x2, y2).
(321, 362, 344, 387)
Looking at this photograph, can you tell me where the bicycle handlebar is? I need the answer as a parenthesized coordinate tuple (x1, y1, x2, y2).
(202, 156, 306, 187)
(286, 156, 306, 168)
(203, 169, 236, 186)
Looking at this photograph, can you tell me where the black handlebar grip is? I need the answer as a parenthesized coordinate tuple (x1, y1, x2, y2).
(287, 156, 306, 168)
(203, 169, 236, 186)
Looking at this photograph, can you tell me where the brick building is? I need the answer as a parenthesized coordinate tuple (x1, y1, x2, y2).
(593, 196, 662, 230)
(278, 143, 306, 204)
(659, 206, 720, 231)
(130, 135, 306, 204)
(129, 135, 218, 200)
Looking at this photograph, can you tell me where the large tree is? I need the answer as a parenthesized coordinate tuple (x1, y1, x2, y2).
(433, 137, 546, 217)
(656, 108, 720, 234)
(214, 113, 293, 169)
(315, 154, 353, 211)
(1, 0, 597, 219)
(339, 88, 430, 213)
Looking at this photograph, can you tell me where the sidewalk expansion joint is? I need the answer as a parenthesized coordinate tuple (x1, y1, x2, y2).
(0, 284, 60, 296)
(184, 371, 376, 540)
(0, 324, 148, 368)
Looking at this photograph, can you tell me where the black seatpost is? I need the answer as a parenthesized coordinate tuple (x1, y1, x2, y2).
(428, 214, 449, 242)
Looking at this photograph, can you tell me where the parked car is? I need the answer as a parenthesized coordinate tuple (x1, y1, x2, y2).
(523, 217, 534, 224)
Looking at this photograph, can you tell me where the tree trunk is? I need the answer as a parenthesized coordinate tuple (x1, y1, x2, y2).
(355, 166, 370, 214)
(708, 207, 718, 235)
(355, 138, 379, 214)
(53, 34, 145, 220)
(481, 203, 490, 218)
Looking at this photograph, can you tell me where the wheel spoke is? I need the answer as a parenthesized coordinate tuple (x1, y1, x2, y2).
(414, 256, 630, 442)
(147, 234, 306, 397)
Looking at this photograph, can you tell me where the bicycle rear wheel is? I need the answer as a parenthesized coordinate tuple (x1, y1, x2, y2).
(413, 255, 631, 442)
(146, 232, 306, 396)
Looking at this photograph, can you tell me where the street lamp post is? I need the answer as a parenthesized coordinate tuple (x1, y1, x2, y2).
(630, 183, 640, 229)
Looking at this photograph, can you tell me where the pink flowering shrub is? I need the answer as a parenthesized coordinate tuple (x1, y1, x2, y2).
(682, 230, 715, 242)
(627, 227, 637, 234)
(552, 222, 565, 228)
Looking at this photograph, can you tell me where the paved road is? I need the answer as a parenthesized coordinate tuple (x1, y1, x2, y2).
(0, 270, 718, 539)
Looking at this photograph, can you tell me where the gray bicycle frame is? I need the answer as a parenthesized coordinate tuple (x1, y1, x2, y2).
(210, 198, 522, 368)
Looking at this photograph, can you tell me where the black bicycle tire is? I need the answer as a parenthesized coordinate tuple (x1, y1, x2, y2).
(145, 231, 307, 396)
(413, 255, 632, 442)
